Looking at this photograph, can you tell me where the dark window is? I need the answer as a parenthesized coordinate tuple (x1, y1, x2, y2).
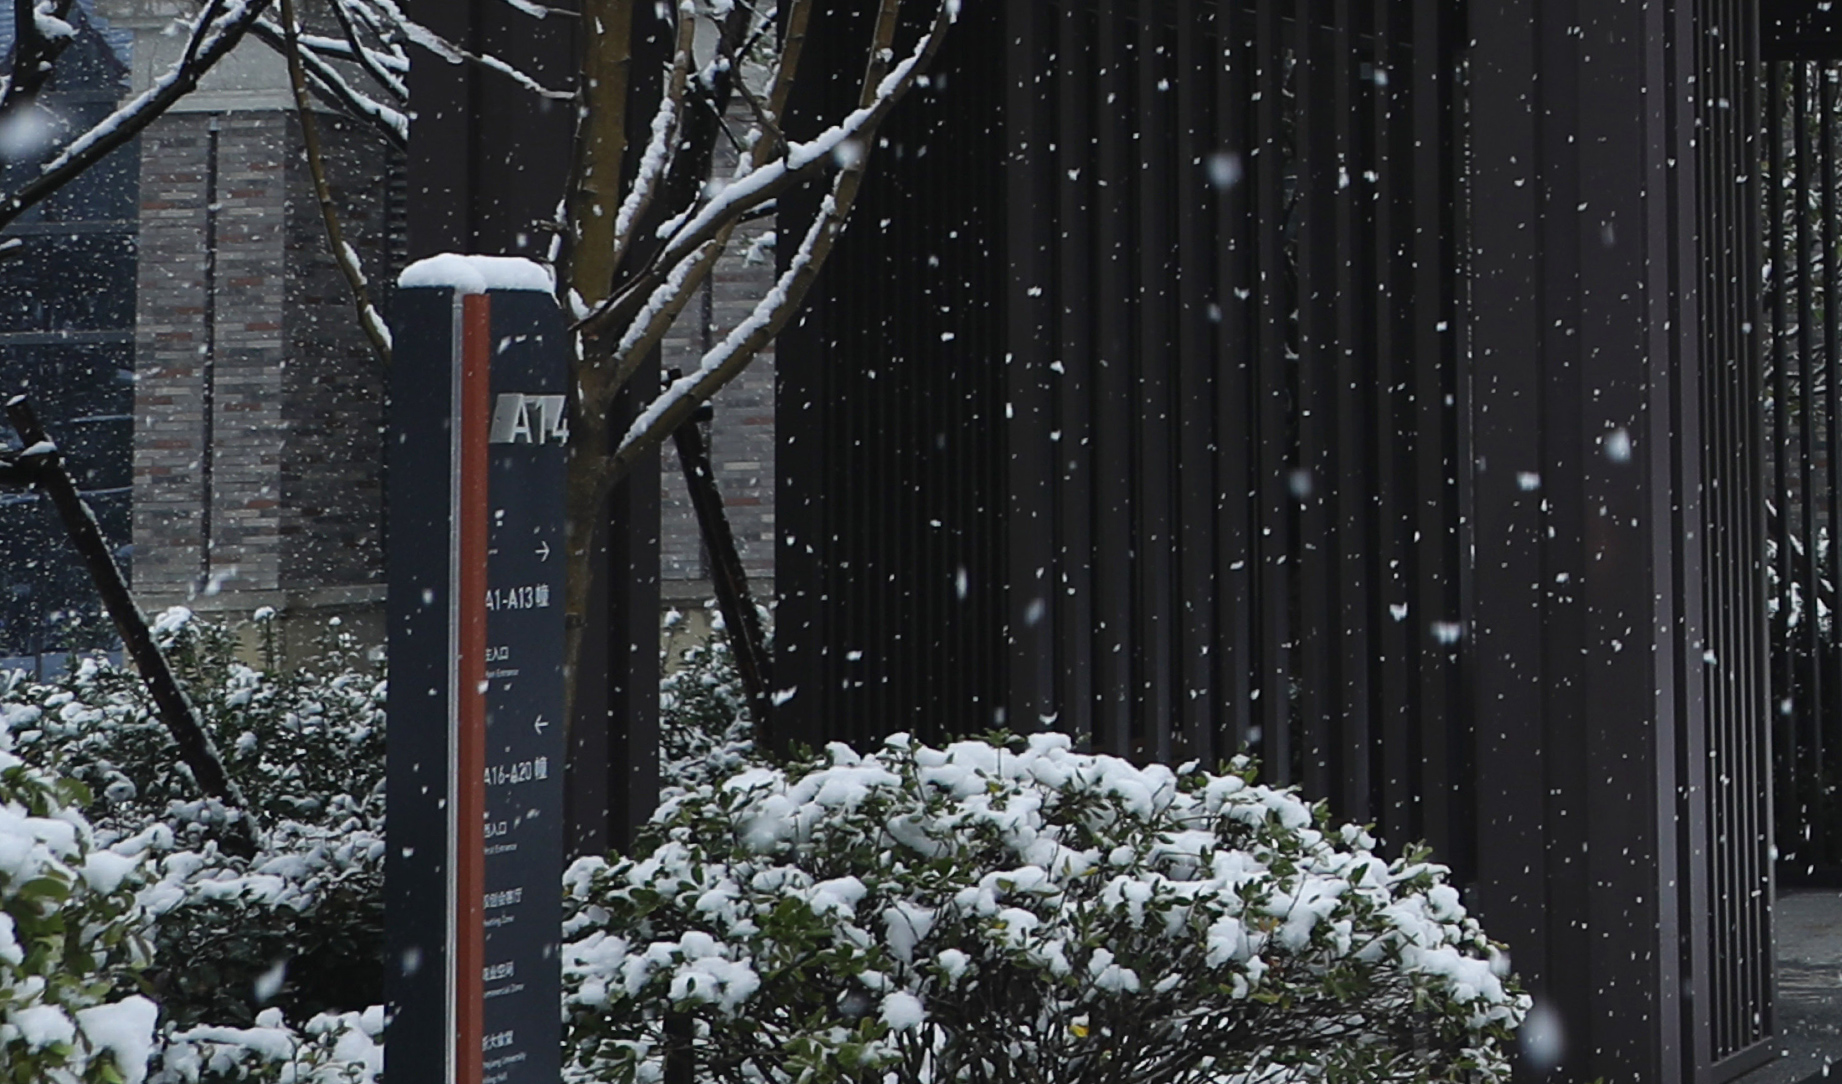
(0, 11, 138, 660)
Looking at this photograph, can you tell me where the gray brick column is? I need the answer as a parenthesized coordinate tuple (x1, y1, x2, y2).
(130, 107, 390, 652)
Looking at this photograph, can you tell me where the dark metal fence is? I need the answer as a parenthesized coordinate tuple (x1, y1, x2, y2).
(777, 0, 1012, 751)
(1762, 54, 1842, 885)
(1000, 0, 1472, 861)
(1698, 0, 1774, 1070)
(781, 1, 1778, 1076)
(780, 0, 1471, 865)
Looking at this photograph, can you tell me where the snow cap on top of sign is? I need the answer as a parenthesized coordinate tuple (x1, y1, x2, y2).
(397, 254, 554, 295)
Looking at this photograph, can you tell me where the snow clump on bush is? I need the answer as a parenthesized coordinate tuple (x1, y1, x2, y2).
(4, 609, 386, 1032)
(2, 609, 385, 1082)
(561, 731, 1528, 1084)
(0, 694, 158, 1084)
(151, 1005, 384, 1084)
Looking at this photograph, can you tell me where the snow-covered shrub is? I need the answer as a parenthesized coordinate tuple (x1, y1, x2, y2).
(659, 604, 758, 798)
(2, 609, 386, 1030)
(0, 693, 159, 1084)
(10, 610, 383, 837)
(562, 733, 1527, 1084)
(152, 1005, 383, 1084)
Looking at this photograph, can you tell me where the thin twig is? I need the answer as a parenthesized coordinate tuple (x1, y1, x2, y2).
(598, 0, 954, 480)
(722, 47, 785, 156)
(0, 0, 269, 230)
(765, 0, 812, 122)
(328, 0, 410, 100)
(279, 0, 392, 366)
(858, 0, 905, 110)
(247, 16, 409, 147)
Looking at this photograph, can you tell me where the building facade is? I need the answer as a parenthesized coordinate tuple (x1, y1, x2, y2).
(0, 3, 776, 665)
(0, 5, 139, 670)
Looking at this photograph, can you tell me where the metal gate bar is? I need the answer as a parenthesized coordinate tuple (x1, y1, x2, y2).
(1764, 57, 1842, 885)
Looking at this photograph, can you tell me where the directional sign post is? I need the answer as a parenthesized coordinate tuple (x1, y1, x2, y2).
(386, 257, 569, 1084)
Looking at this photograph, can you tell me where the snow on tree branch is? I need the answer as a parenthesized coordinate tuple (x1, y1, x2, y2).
(606, 3, 701, 271)
(577, 13, 951, 361)
(584, 0, 957, 454)
(372, 0, 573, 100)
(246, 15, 409, 147)
(1, 0, 79, 117)
(497, 0, 564, 17)
(610, 191, 835, 474)
(0, 0, 272, 230)
(323, 0, 411, 97)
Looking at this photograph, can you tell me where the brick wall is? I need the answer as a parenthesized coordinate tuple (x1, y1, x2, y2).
(130, 100, 771, 632)
(201, 112, 287, 597)
(131, 108, 390, 634)
(280, 115, 390, 595)
(130, 112, 213, 600)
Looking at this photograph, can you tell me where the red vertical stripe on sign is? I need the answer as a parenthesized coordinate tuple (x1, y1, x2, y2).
(456, 291, 491, 1084)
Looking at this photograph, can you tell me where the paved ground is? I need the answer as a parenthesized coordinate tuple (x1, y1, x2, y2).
(1743, 890, 1842, 1084)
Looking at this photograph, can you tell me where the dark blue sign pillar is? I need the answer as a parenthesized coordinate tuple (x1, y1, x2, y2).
(386, 257, 569, 1084)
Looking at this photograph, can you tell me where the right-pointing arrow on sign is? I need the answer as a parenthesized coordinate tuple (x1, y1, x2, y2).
(535, 540, 551, 562)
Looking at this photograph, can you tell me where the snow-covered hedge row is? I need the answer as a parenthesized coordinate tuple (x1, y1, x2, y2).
(1, 609, 385, 1082)
(3, 610, 386, 1032)
(0, 698, 157, 1084)
(6, 605, 1526, 1084)
(561, 732, 1529, 1084)
(658, 606, 757, 800)
(153, 1006, 383, 1084)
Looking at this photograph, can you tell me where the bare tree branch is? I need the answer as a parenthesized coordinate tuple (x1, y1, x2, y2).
(724, 59, 785, 157)
(599, 0, 957, 484)
(246, 15, 409, 147)
(3, 396, 259, 857)
(858, 0, 905, 109)
(766, 0, 813, 122)
(279, 0, 392, 366)
(566, 0, 636, 308)
(0, 0, 274, 231)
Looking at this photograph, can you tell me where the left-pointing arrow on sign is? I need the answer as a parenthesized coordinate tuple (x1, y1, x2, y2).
(534, 714, 549, 734)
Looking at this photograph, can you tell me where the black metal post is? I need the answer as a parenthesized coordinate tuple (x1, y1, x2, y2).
(1467, 0, 1770, 1074)
(668, 390, 776, 745)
